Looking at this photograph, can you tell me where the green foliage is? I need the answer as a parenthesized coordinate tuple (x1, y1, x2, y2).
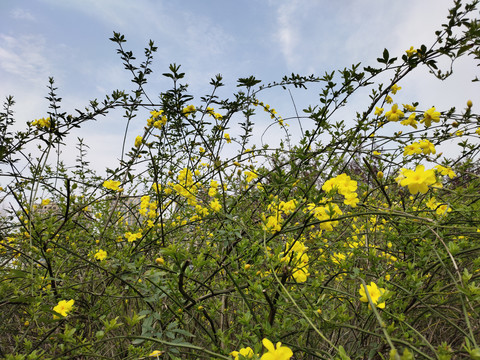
(1, 1, 480, 359)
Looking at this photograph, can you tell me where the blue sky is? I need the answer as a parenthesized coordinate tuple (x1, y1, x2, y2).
(1, 0, 479, 174)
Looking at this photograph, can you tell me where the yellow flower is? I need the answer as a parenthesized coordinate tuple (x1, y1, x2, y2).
(224, 133, 232, 143)
(374, 107, 384, 116)
(426, 197, 437, 210)
(418, 139, 436, 155)
(467, 99, 473, 108)
(377, 171, 384, 179)
(125, 231, 142, 243)
(134, 136, 143, 148)
(436, 204, 452, 216)
(230, 347, 255, 360)
(397, 165, 436, 195)
(435, 165, 456, 179)
(244, 170, 258, 183)
(149, 350, 163, 357)
(210, 198, 222, 212)
(406, 46, 417, 57)
(373, 151, 381, 156)
(390, 84, 401, 95)
(53, 299, 75, 318)
(343, 192, 359, 207)
(182, 104, 196, 116)
(262, 214, 282, 233)
(384, 104, 404, 122)
(385, 95, 393, 104)
(359, 282, 386, 309)
(403, 104, 416, 112)
(102, 180, 123, 192)
(155, 257, 165, 265)
(403, 143, 422, 156)
(94, 249, 107, 261)
(331, 252, 346, 264)
(31, 117, 51, 129)
(147, 110, 167, 129)
(279, 199, 297, 215)
(322, 173, 357, 196)
(421, 107, 441, 127)
(41, 199, 51, 206)
(400, 113, 418, 129)
(261, 338, 293, 360)
(292, 265, 310, 283)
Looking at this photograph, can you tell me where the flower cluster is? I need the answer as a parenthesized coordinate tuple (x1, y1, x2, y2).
(147, 110, 167, 129)
(305, 202, 343, 231)
(209, 198, 222, 212)
(139, 195, 157, 218)
(230, 338, 292, 360)
(230, 347, 255, 360)
(94, 249, 107, 261)
(435, 165, 456, 179)
(262, 203, 283, 233)
(280, 240, 310, 283)
(31, 117, 51, 129)
(171, 168, 198, 206)
(208, 180, 219, 197)
(125, 231, 142, 243)
(403, 139, 436, 156)
(322, 173, 359, 207)
(262, 199, 298, 233)
(253, 101, 286, 126)
(134, 136, 143, 148)
(206, 107, 223, 120)
(426, 197, 452, 216)
(182, 104, 196, 116)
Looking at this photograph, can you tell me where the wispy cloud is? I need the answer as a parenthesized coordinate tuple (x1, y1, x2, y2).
(0, 34, 50, 82)
(275, 1, 301, 68)
(10, 8, 36, 21)
(40, 0, 235, 80)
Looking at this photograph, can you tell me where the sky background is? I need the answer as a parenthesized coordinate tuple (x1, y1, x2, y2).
(1, 0, 479, 177)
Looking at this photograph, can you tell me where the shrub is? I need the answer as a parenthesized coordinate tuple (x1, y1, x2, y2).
(1, 1, 480, 359)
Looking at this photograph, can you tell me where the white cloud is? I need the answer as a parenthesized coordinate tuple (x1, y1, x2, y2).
(0, 34, 51, 82)
(10, 8, 36, 21)
(41, 0, 152, 28)
(275, 1, 301, 68)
